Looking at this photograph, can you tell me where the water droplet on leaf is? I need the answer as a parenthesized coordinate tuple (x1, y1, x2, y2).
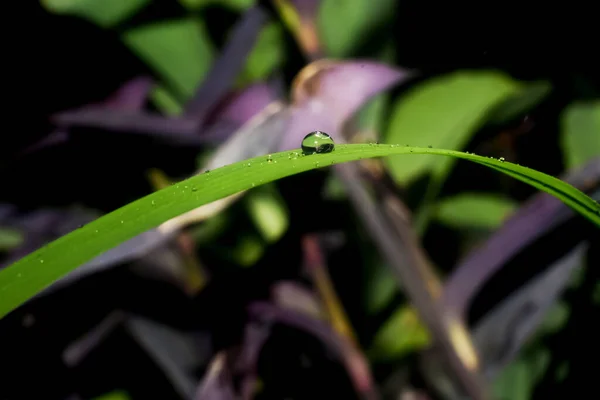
(499, 157, 505, 162)
(301, 131, 335, 155)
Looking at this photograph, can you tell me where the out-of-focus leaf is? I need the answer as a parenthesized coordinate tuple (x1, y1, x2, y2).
(384, 71, 521, 185)
(185, 6, 268, 119)
(179, 0, 254, 11)
(42, 0, 149, 28)
(151, 85, 183, 116)
(194, 353, 237, 400)
(203, 81, 282, 142)
(487, 81, 552, 124)
(472, 244, 586, 378)
(0, 227, 23, 251)
(238, 23, 285, 85)
(491, 359, 534, 400)
(1, 146, 598, 319)
(92, 391, 132, 400)
(272, 281, 324, 319)
(102, 76, 153, 110)
(63, 312, 125, 367)
(369, 305, 431, 360)
(364, 258, 396, 315)
(318, 0, 397, 57)
(279, 60, 413, 151)
(51, 109, 205, 145)
(322, 174, 346, 200)
(231, 234, 264, 267)
(538, 301, 570, 335)
(434, 193, 517, 230)
(125, 318, 209, 400)
(561, 101, 600, 169)
(122, 18, 215, 100)
(273, 0, 323, 58)
(245, 184, 289, 243)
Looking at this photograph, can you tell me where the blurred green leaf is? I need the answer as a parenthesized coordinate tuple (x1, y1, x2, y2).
(42, 0, 149, 28)
(191, 211, 230, 244)
(0, 227, 23, 251)
(122, 18, 215, 100)
(368, 305, 431, 360)
(538, 302, 570, 335)
(561, 101, 600, 169)
(245, 184, 289, 243)
(493, 348, 550, 400)
(318, 0, 396, 57)
(488, 81, 552, 124)
(92, 391, 131, 400)
(178, 0, 254, 11)
(322, 174, 346, 200)
(238, 23, 285, 85)
(492, 359, 534, 400)
(364, 259, 397, 315)
(384, 71, 521, 185)
(150, 85, 184, 116)
(232, 234, 264, 267)
(434, 193, 517, 230)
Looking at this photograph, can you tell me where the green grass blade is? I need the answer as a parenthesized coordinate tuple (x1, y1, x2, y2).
(1, 145, 598, 319)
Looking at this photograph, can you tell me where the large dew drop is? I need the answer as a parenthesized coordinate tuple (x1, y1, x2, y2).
(301, 131, 335, 155)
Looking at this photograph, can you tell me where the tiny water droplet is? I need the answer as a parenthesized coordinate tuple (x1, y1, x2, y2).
(247, 162, 251, 167)
(39, 260, 44, 264)
(315, 161, 320, 168)
(191, 186, 198, 192)
(120, 220, 124, 224)
(95, 229, 99, 233)
(251, 183, 256, 187)
(151, 200, 156, 205)
(267, 154, 273, 163)
(301, 131, 335, 155)
(499, 157, 505, 162)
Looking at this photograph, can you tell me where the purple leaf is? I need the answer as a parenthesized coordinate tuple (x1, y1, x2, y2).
(101, 76, 153, 110)
(201, 81, 283, 144)
(443, 158, 600, 376)
(51, 109, 205, 145)
(185, 6, 269, 120)
(278, 60, 414, 151)
(195, 353, 238, 400)
(443, 157, 600, 315)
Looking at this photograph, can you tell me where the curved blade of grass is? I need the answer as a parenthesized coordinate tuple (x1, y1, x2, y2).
(1, 145, 599, 319)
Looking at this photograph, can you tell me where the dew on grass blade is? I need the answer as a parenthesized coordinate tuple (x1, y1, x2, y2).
(301, 131, 335, 155)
